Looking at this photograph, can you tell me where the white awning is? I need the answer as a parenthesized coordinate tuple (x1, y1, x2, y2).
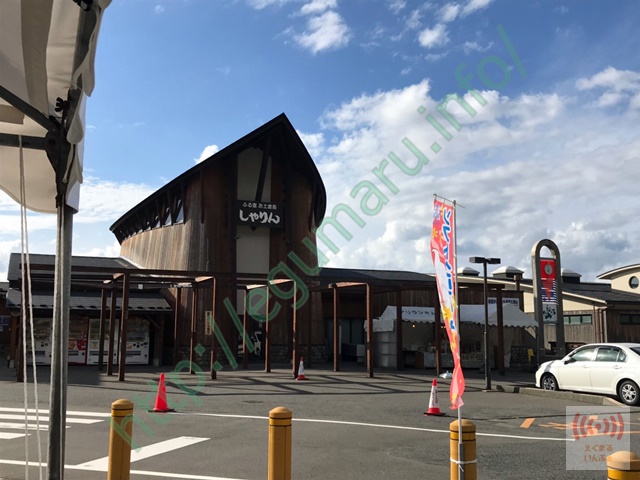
(371, 304, 537, 332)
(0, 0, 111, 212)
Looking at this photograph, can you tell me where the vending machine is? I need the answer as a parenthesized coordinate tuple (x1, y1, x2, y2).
(26, 318, 52, 365)
(87, 318, 119, 365)
(123, 317, 150, 364)
(67, 318, 88, 365)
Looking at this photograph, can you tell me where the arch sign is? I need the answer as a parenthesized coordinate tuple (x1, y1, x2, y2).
(531, 239, 566, 361)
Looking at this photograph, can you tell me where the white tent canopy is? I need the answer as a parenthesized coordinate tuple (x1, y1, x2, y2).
(0, 0, 111, 212)
(371, 304, 537, 332)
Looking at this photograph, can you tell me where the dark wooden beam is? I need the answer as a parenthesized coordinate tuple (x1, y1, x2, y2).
(396, 292, 403, 371)
(107, 288, 116, 376)
(333, 286, 340, 372)
(97, 288, 107, 371)
(118, 274, 130, 382)
(366, 283, 373, 378)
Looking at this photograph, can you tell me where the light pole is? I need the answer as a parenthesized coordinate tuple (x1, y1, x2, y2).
(469, 256, 501, 390)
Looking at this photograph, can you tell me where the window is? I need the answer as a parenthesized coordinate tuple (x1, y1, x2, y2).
(620, 313, 640, 325)
(630, 276, 639, 289)
(563, 314, 592, 325)
(595, 347, 620, 362)
(570, 347, 596, 362)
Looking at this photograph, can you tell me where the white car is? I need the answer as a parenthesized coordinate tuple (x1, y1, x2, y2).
(535, 343, 640, 406)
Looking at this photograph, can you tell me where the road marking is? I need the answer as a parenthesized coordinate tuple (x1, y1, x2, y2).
(0, 414, 102, 424)
(0, 407, 110, 417)
(0, 460, 246, 479)
(174, 412, 573, 442)
(0, 432, 26, 440)
(520, 418, 535, 429)
(75, 436, 209, 471)
(0, 422, 52, 430)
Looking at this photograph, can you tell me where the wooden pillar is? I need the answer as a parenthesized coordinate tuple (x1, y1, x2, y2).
(98, 288, 107, 371)
(211, 279, 218, 379)
(496, 286, 505, 375)
(366, 283, 373, 378)
(434, 288, 441, 376)
(292, 285, 298, 378)
(306, 290, 312, 368)
(118, 274, 130, 382)
(265, 286, 271, 373)
(15, 315, 23, 382)
(107, 287, 116, 376)
(173, 288, 182, 366)
(189, 287, 197, 374)
(9, 315, 18, 370)
(242, 288, 248, 370)
(395, 292, 403, 371)
(333, 286, 340, 372)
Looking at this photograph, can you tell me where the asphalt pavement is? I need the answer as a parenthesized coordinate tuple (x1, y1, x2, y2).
(0, 361, 636, 480)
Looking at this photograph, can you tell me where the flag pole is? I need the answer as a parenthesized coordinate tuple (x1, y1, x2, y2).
(452, 200, 464, 480)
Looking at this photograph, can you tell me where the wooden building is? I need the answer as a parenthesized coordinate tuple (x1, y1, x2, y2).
(109, 113, 328, 367)
(478, 265, 640, 355)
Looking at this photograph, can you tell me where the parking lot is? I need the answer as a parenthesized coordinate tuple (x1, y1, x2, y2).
(1, 363, 638, 480)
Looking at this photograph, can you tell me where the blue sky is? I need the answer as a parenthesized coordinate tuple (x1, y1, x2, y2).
(2, 0, 640, 282)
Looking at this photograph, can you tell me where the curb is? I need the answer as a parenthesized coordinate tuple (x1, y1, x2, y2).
(495, 384, 626, 406)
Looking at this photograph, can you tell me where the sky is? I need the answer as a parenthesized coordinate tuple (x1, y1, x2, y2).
(1, 0, 640, 283)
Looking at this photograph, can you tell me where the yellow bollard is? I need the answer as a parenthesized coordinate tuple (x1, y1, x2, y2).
(607, 451, 640, 479)
(268, 406, 292, 480)
(108, 399, 134, 480)
(450, 419, 477, 480)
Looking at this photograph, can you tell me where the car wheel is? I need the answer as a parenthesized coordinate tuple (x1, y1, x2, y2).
(618, 380, 640, 406)
(541, 373, 559, 391)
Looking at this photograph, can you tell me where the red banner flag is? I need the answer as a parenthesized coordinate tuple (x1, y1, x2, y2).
(431, 199, 465, 409)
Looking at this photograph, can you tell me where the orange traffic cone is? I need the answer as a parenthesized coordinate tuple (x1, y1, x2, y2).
(152, 373, 174, 412)
(424, 378, 445, 416)
(296, 357, 308, 381)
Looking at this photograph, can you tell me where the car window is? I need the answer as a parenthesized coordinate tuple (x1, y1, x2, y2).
(596, 347, 620, 362)
(570, 347, 597, 362)
(618, 350, 627, 362)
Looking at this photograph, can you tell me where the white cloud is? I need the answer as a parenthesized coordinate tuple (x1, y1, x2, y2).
(461, 0, 494, 16)
(247, 0, 295, 9)
(418, 24, 449, 49)
(405, 9, 422, 30)
(388, 0, 406, 14)
(576, 67, 640, 110)
(297, 131, 325, 158)
(439, 3, 461, 23)
(299, 0, 337, 15)
(195, 145, 220, 164)
(154, 5, 165, 14)
(293, 11, 351, 54)
(306, 68, 640, 281)
(216, 67, 231, 75)
(462, 40, 493, 54)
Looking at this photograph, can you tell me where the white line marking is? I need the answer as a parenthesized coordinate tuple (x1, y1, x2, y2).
(173, 412, 574, 442)
(0, 407, 110, 418)
(0, 414, 102, 424)
(0, 422, 50, 430)
(0, 432, 27, 440)
(75, 436, 209, 471)
(0, 460, 246, 479)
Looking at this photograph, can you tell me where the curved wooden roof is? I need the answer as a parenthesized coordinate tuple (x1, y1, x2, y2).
(110, 113, 327, 240)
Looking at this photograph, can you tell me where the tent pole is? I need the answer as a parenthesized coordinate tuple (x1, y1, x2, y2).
(48, 202, 73, 480)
